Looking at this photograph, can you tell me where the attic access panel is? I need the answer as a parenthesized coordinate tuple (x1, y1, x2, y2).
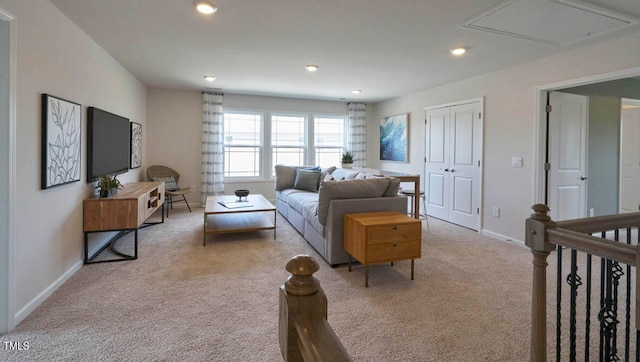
(461, 0, 639, 46)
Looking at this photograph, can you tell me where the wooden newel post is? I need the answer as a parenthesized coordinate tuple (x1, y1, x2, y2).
(525, 204, 556, 362)
(279, 254, 327, 361)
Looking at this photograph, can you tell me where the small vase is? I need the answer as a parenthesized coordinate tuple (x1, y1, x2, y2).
(100, 188, 117, 198)
(342, 163, 353, 169)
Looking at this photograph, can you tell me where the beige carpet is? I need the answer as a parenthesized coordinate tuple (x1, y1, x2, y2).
(0, 207, 537, 361)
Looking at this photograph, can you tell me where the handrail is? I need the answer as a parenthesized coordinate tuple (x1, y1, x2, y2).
(555, 212, 640, 234)
(546, 228, 636, 265)
(525, 204, 640, 362)
(295, 315, 350, 362)
(279, 254, 351, 362)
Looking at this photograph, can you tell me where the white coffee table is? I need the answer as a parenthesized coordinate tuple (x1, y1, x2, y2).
(203, 194, 276, 245)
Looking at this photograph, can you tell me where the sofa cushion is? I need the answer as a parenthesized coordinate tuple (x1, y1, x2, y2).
(151, 176, 179, 191)
(382, 177, 402, 196)
(275, 165, 297, 191)
(317, 178, 394, 225)
(277, 189, 306, 203)
(331, 168, 360, 180)
(287, 191, 320, 214)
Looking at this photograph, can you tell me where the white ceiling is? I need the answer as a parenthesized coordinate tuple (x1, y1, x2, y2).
(49, 0, 640, 102)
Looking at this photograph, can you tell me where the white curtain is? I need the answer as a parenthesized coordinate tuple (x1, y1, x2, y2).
(347, 103, 367, 167)
(201, 93, 224, 206)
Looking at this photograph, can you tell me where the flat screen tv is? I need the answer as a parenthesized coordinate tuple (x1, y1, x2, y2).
(87, 107, 130, 181)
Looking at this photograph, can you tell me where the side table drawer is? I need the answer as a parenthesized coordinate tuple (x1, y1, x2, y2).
(366, 223, 421, 245)
(366, 239, 421, 263)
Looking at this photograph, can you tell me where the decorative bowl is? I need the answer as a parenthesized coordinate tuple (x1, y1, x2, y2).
(234, 189, 250, 200)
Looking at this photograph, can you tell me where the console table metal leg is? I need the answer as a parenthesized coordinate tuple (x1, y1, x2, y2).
(365, 265, 369, 288)
(134, 229, 138, 260)
(84, 233, 89, 264)
(348, 256, 352, 272)
(411, 259, 414, 280)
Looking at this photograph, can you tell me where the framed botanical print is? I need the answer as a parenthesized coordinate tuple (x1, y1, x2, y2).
(130, 122, 142, 169)
(41, 94, 82, 189)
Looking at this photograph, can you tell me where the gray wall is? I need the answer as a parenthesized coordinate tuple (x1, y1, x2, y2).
(561, 79, 640, 216)
(0, 18, 9, 333)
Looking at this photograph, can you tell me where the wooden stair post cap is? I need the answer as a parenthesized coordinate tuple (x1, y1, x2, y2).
(284, 254, 320, 296)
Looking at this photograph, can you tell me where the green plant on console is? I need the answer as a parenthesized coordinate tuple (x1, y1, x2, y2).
(341, 151, 354, 164)
(341, 151, 354, 169)
(97, 175, 123, 198)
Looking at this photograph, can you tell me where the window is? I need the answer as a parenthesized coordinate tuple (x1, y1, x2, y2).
(222, 110, 346, 180)
(223, 112, 262, 178)
(272, 114, 306, 167)
(314, 116, 345, 167)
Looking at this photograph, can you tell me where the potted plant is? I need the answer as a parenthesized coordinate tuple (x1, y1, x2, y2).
(341, 151, 354, 169)
(97, 175, 123, 198)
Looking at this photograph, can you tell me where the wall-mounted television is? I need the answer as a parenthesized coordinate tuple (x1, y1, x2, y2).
(87, 107, 130, 181)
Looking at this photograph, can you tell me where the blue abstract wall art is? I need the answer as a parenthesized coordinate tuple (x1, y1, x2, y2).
(380, 113, 408, 162)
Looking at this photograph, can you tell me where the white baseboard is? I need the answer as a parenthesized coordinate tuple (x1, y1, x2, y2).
(14, 259, 83, 324)
(481, 229, 525, 246)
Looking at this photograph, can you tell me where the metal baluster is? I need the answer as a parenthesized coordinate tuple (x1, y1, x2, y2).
(624, 227, 631, 362)
(600, 232, 606, 361)
(586, 253, 592, 362)
(567, 249, 580, 362)
(557, 245, 563, 362)
(612, 230, 621, 361)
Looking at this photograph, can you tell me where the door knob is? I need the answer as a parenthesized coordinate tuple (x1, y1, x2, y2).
(450, 169, 455, 173)
(580, 175, 588, 180)
(444, 168, 449, 172)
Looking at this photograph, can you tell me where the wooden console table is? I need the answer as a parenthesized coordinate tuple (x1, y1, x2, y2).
(83, 182, 165, 264)
(344, 211, 421, 287)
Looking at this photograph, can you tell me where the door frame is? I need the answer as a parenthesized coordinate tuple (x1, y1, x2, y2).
(619, 98, 640, 213)
(533, 66, 640, 208)
(0, 6, 16, 333)
(424, 96, 484, 231)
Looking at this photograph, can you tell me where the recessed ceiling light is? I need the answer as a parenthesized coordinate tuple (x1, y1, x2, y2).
(305, 65, 319, 72)
(194, 1, 217, 14)
(450, 47, 467, 56)
(204, 75, 216, 82)
(352, 90, 362, 94)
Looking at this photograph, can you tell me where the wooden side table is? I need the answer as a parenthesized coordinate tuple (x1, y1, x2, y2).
(344, 211, 422, 287)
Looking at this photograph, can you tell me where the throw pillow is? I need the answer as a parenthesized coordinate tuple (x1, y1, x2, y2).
(294, 168, 321, 192)
(275, 165, 298, 191)
(152, 176, 179, 191)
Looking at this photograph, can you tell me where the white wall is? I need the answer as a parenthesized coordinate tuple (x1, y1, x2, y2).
(147, 90, 348, 203)
(372, 30, 640, 242)
(0, 0, 147, 325)
(0, 15, 10, 333)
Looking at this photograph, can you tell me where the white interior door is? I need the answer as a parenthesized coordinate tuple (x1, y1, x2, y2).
(425, 107, 449, 220)
(620, 99, 640, 213)
(448, 103, 482, 229)
(425, 101, 482, 230)
(548, 91, 588, 221)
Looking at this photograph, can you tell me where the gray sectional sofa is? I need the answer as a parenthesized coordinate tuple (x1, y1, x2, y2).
(275, 165, 408, 266)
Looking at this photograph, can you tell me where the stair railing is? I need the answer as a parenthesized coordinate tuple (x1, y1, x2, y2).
(279, 254, 351, 362)
(526, 204, 640, 361)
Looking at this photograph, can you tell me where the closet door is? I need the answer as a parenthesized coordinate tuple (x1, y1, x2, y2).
(425, 101, 482, 230)
(425, 107, 450, 220)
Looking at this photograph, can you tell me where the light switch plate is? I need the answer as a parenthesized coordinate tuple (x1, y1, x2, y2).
(512, 157, 523, 167)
